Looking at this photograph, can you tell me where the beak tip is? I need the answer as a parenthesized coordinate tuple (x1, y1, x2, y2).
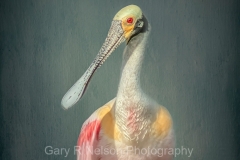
(61, 96, 75, 110)
(61, 100, 70, 110)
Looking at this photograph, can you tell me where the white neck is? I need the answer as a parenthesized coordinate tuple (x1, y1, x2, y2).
(114, 31, 152, 143)
(117, 30, 150, 98)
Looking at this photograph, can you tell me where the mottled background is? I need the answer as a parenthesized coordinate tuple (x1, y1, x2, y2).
(0, 0, 239, 160)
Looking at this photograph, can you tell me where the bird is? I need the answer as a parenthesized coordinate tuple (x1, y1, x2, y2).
(61, 5, 174, 160)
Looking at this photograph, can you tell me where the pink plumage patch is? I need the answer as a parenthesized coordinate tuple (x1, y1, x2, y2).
(77, 120, 101, 146)
(127, 107, 137, 130)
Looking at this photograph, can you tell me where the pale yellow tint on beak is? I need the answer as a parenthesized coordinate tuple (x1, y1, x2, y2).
(121, 21, 135, 40)
(113, 5, 142, 41)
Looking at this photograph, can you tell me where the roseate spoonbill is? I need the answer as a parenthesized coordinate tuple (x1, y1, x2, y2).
(61, 5, 174, 160)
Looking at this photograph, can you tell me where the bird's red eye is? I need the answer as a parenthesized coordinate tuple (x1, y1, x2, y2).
(127, 17, 133, 24)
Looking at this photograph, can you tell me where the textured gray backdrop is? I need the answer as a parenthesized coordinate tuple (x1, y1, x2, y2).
(0, 0, 239, 160)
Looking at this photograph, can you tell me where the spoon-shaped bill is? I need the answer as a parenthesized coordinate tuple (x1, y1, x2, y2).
(61, 20, 125, 109)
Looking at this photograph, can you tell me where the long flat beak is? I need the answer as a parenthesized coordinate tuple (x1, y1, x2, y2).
(61, 20, 125, 109)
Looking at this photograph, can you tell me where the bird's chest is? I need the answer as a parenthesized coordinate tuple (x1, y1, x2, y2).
(114, 99, 153, 144)
(97, 99, 174, 160)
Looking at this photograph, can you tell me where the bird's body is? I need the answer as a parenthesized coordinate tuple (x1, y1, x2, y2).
(77, 99, 174, 160)
(61, 5, 174, 160)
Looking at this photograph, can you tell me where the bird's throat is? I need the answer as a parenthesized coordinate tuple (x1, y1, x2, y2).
(117, 31, 149, 98)
(114, 31, 151, 143)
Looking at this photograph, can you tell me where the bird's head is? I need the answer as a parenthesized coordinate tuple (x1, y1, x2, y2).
(113, 5, 148, 43)
(61, 5, 148, 109)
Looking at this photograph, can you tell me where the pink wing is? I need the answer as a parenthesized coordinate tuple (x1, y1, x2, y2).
(76, 99, 116, 160)
(76, 112, 101, 160)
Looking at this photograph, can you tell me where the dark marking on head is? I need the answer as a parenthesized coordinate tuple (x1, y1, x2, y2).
(128, 14, 149, 43)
